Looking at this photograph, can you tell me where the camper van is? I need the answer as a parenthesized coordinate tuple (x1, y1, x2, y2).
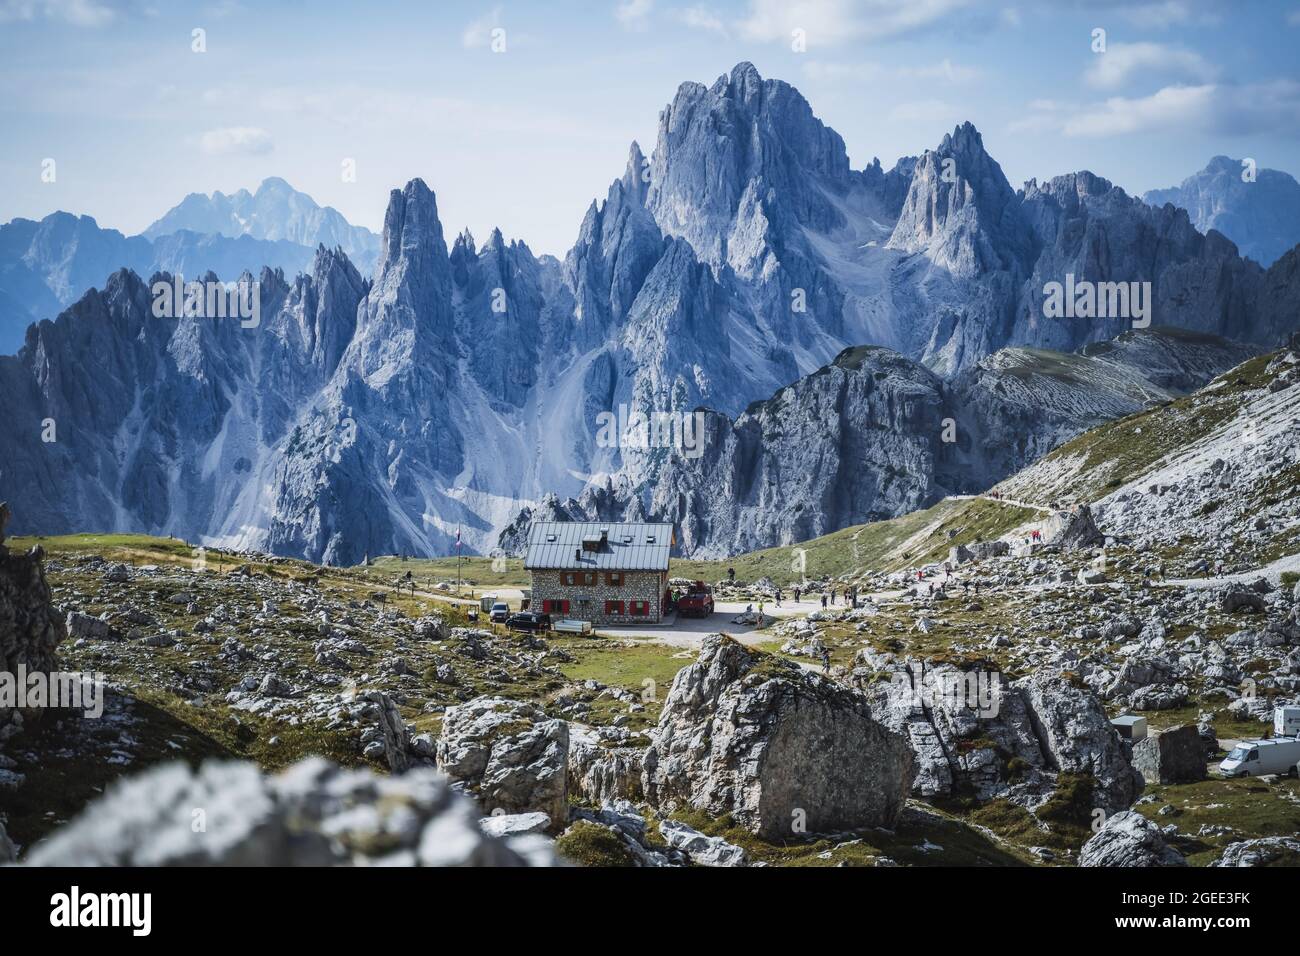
(1219, 737, 1300, 778)
(1275, 706, 1300, 738)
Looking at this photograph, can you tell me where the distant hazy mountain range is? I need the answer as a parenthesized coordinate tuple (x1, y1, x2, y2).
(0, 179, 378, 353)
(1, 63, 1298, 563)
(1144, 155, 1300, 268)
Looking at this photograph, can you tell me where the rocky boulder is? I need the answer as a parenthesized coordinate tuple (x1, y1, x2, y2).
(862, 663, 1141, 814)
(642, 635, 914, 840)
(1132, 726, 1207, 785)
(22, 757, 555, 866)
(1041, 505, 1106, 550)
(1211, 836, 1300, 867)
(658, 818, 747, 867)
(360, 690, 412, 774)
(568, 727, 643, 804)
(1221, 590, 1267, 614)
(1079, 810, 1187, 867)
(0, 504, 68, 753)
(1015, 674, 1144, 814)
(436, 696, 569, 825)
(0, 816, 14, 863)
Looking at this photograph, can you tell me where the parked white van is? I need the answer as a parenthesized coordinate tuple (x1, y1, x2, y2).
(1219, 738, 1300, 778)
(1275, 706, 1300, 738)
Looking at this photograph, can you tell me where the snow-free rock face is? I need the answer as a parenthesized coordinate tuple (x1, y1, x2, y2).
(517, 329, 1250, 558)
(0, 211, 319, 353)
(0, 504, 67, 757)
(1131, 726, 1207, 786)
(1144, 156, 1300, 268)
(1078, 810, 1186, 867)
(435, 696, 569, 825)
(860, 661, 1141, 813)
(3, 63, 1299, 563)
(642, 635, 914, 839)
(1211, 836, 1300, 867)
(22, 756, 555, 866)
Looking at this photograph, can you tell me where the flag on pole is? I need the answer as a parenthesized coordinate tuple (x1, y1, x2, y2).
(455, 527, 461, 551)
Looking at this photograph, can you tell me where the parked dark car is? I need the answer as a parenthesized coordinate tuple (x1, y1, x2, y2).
(506, 611, 552, 633)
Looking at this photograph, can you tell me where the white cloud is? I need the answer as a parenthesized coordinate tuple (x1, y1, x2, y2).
(672, 4, 727, 34)
(1065, 86, 1214, 136)
(738, 0, 972, 47)
(1117, 1, 1191, 28)
(461, 5, 502, 48)
(0, 0, 117, 26)
(199, 126, 274, 156)
(803, 57, 979, 84)
(1085, 41, 1215, 91)
(615, 0, 653, 30)
(899, 57, 981, 83)
(1061, 82, 1300, 138)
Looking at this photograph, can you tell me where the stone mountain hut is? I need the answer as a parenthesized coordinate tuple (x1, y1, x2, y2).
(524, 521, 674, 624)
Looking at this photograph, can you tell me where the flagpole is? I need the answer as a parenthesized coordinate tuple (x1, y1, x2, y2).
(456, 525, 462, 597)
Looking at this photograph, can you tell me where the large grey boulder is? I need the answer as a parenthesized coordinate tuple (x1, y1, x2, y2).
(1131, 726, 1207, 785)
(1079, 810, 1187, 867)
(642, 635, 914, 840)
(658, 818, 747, 867)
(568, 728, 643, 804)
(862, 662, 1141, 813)
(0, 816, 14, 863)
(0, 507, 67, 755)
(1015, 674, 1144, 815)
(360, 690, 411, 774)
(22, 757, 555, 866)
(1042, 505, 1106, 550)
(1211, 837, 1300, 867)
(436, 696, 569, 825)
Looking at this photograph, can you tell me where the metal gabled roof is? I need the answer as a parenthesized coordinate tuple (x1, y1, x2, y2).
(524, 520, 673, 572)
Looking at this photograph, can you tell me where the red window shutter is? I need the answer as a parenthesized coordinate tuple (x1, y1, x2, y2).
(605, 600, 623, 615)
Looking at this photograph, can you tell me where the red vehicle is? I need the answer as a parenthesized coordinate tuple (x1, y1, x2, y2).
(676, 582, 715, 618)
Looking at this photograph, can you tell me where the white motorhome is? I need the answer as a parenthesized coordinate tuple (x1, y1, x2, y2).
(1275, 705, 1300, 738)
(1219, 737, 1300, 778)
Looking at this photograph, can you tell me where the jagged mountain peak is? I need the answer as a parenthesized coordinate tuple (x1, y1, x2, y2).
(621, 141, 650, 205)
(377, 178, 448, 275)
(1143, 155, 1300, 267)
(888, 119, 1033, 279)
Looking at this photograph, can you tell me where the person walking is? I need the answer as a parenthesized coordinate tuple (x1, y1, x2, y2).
(794, 586, 802, 603)
(775, 587, 783, 607)
(821, 648, 831, 674)
(821, 593, 828, 610)
(756, 600, 765, 625)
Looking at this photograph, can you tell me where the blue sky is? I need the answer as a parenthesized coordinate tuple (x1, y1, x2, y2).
(2, 0, 1298, 257)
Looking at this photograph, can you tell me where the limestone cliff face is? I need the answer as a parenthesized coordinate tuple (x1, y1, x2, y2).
(2, 62, 1298, 563)
(1144, 155, 1300, 268)
(0, 504, 67, 764)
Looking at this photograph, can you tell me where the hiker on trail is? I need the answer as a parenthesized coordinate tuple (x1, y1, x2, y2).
(794, 586, 801, 603)
(962, 580, 969, 595)
(821, 593, 828, 610)
(728, 567, 735, 583)
(822, 648, 831, 674)
(775, 588, 783, 607)
(757, 601, 765, 625)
